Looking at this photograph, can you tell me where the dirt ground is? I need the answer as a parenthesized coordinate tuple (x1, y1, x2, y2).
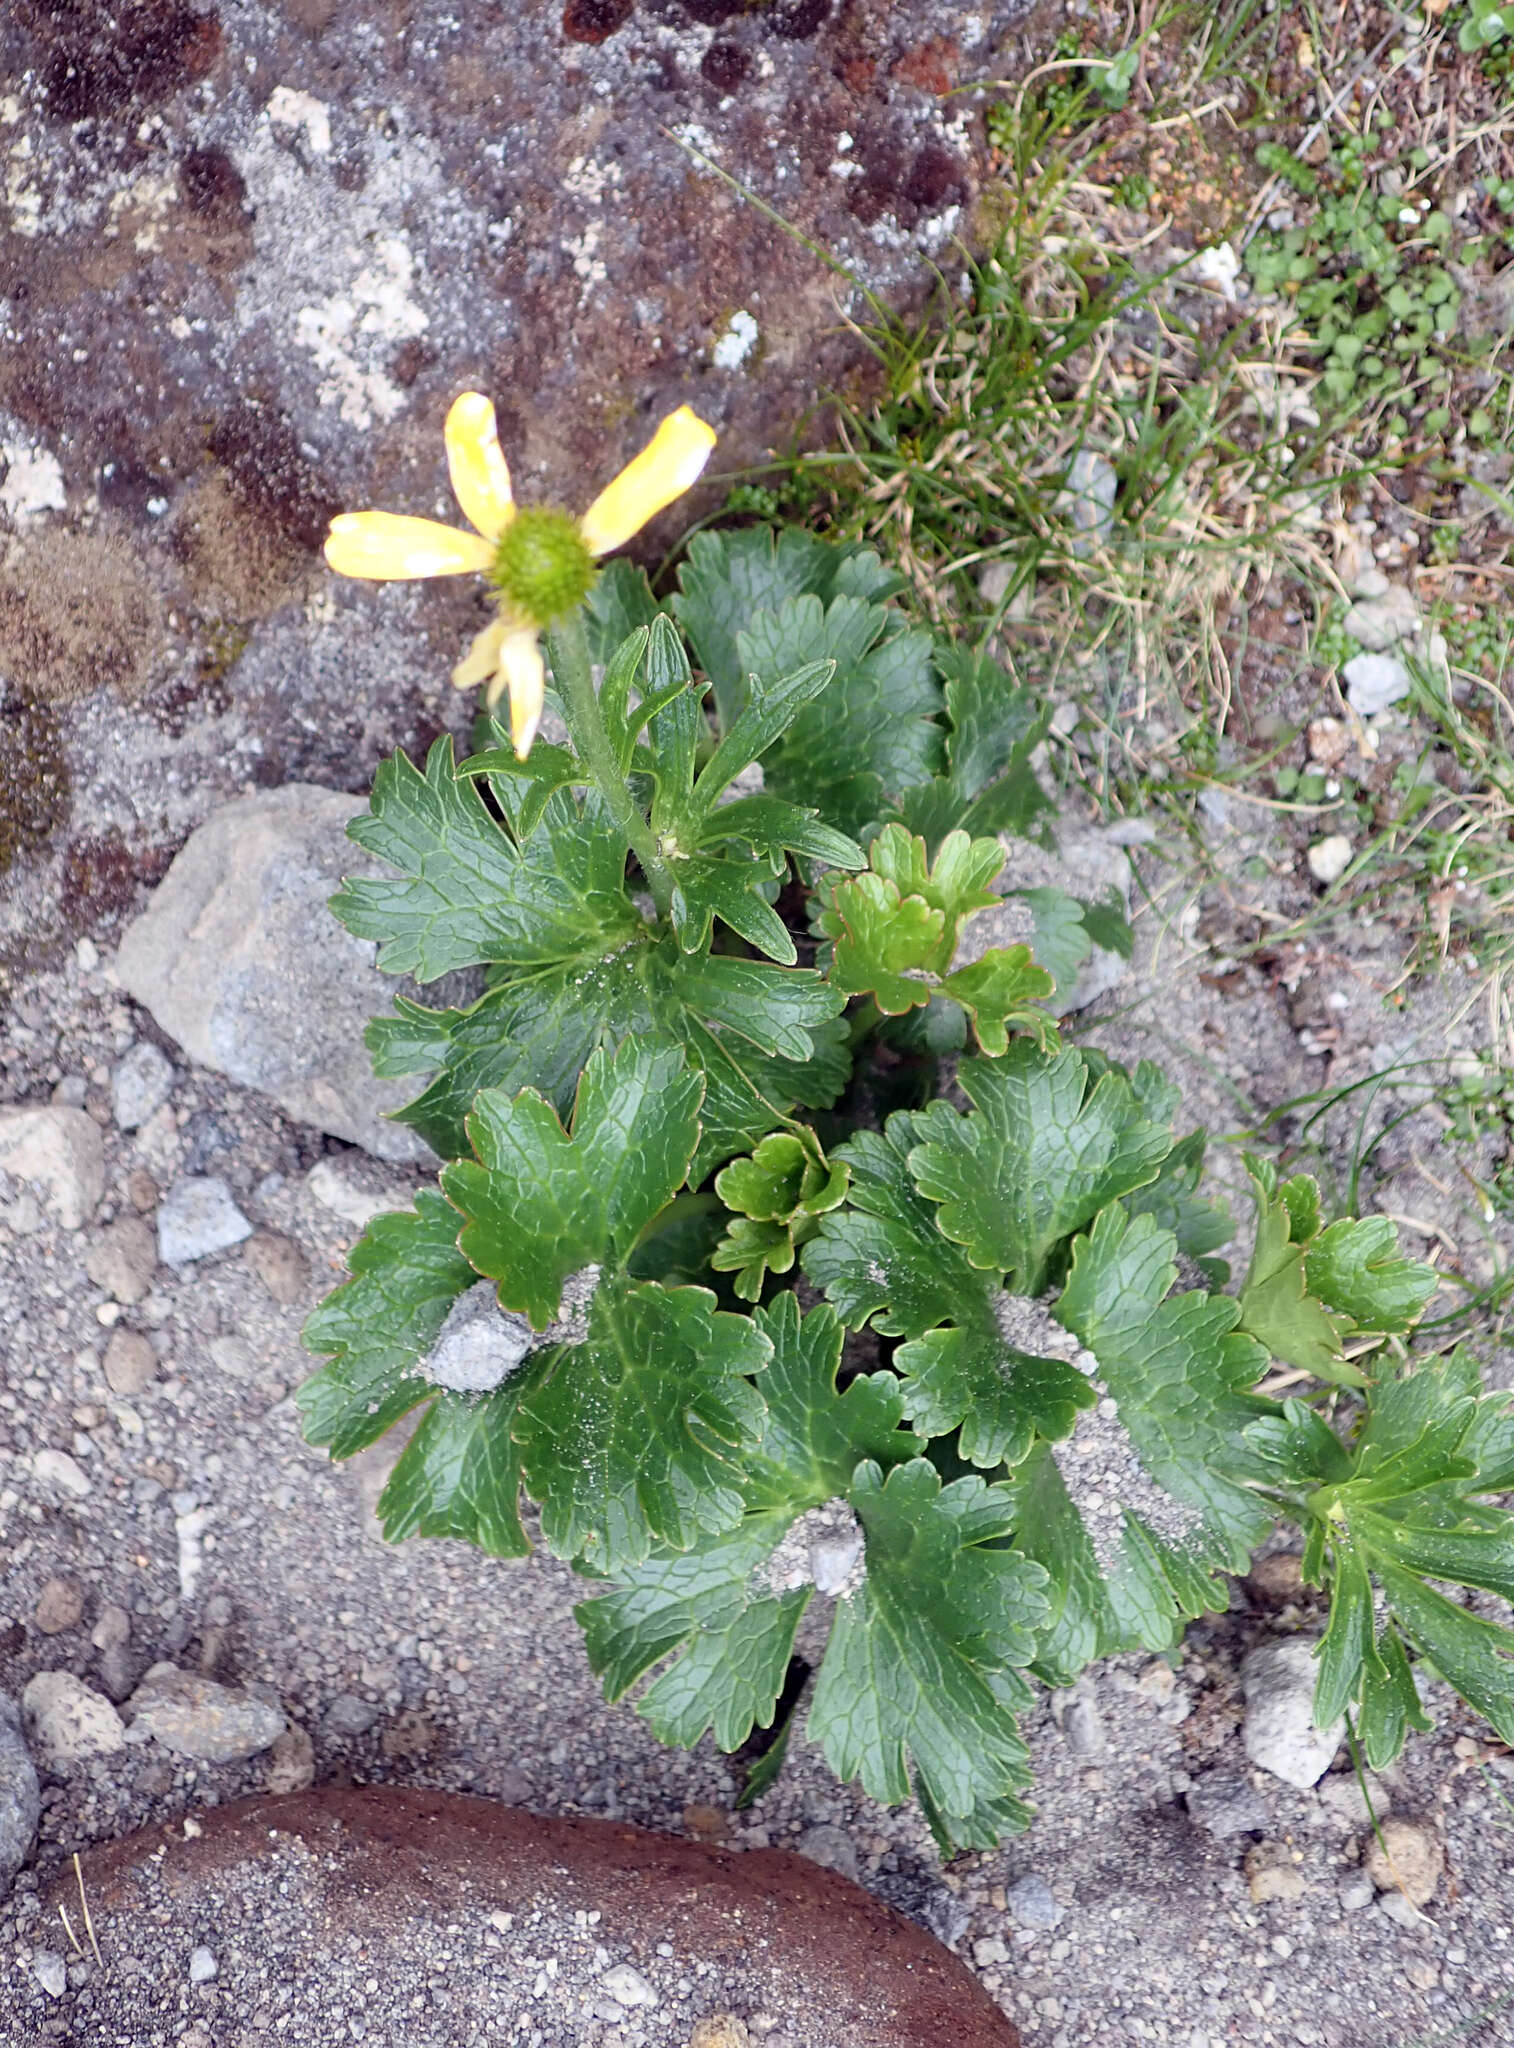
(4, 746, 1514, 2045)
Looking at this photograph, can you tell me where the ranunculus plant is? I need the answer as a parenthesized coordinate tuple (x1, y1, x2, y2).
(298, 396, 1514, 1850)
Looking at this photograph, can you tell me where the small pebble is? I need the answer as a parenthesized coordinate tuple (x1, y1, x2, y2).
(33, 1950, 67, 1998)
(1064, 1692, 1107, 1758)
(1306, 834, 1353, 887)
(112, 1040, 176, 1130)
(33, 1447, 92, 1499)
(689, 2020, 752, 2048)
(1364, 1816, 1443, 1907)
(84, 1215, 158, 1303)
(243, 1231, 310, 1304)
(103, 1328, 158, 1397)
(158, 1176, 254, 1266)
(1186, 1772, 1269, 1840)
(324, 1693, 382, 1738)
(795, 1823, 859, 1884)
(1004, 1875, 1062, 1930)
(34, 1577, 85, 1636)
(601, 1962, 658, 2008)
(188, 1946, 218, 1984)
(1338, 1875, 1374, 1912)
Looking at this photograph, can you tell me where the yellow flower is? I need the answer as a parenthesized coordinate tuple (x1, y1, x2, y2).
(324, 393, 717, 757)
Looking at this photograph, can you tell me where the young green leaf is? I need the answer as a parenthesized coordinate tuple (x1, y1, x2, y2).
(712, 1133, 851, 1302)
(672, 526, 840, 729)
(376, 1383, 537, 1558)
(907, 1047, 1173, 1292)
(442, 1039, 704, 1329)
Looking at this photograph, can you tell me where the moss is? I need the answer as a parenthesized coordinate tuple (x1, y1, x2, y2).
(0, 684, 70, 874)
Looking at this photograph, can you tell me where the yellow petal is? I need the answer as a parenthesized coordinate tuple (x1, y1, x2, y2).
(578, 406, 717, 558)
(445, 391, 515, 541)
(324, 512, 494, 580)
(452, 615, 509, 691)
(490, 627, 546, 759)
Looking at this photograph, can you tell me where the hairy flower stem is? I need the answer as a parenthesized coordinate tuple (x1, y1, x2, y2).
(548, 607, 675, 923)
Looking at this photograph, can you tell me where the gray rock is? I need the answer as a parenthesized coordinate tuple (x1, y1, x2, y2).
(21, 1671, 127, 1764)
(85, 1215, 158, 1304)
(1315, 1770, 1391, 1832)
(795, 1823, 861, 1885)
(188, 1946, 218, 1984)
(111, 1040, 176, 1130)
(157, 1176, 254, 1266)
(1004, 1874, 1063, 1930)
(32, 1950, 67, 1998)
(32, 1447, 91, 1498)
(127, 1665, 286, 1762)
(0, 1105, 105, 1231)
(1342, 586, 1419, 650)
(115, 786, 434, 1162)
(1343, 651, 1410, 717)
(243, 1231, 310, 1304)
(1064, 1692, 1107, 1759)
(1242, 1637, 1343, 1789)
(33, 1577, 85, 1636)
(324, 1693, 382, 1739)
(424, 1281, 534, 1393)
(91, 1604, 136, 1702)
(1338, 1875, 1375, 1912)
(600, 1963, 658, 2009)
(1057, 446, 1118, 552)
(1378, 1889, 1429, 1930)
(1186, 1771, 1270, 1839)
(0, 1693, 40, 1891)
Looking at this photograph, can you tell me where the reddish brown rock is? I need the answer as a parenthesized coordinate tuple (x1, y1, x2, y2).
(60, 1785, 1019, 2046)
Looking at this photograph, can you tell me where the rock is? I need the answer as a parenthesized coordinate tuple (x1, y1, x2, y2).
(1242, 1638, 1343, 1788)
(1338, 1874, 1375, 1912)
(1307, 716, 1351, 769)
(796, 1824, 860, 1885)
(1004, 1874, 1062, 1930)
(1063, 1692, 1107, 1759)
(1057, 446, 1118, 551)
(33, 1577, 85, 1636)
(91, 1605, 135, 1702)
(243, 1232, 310, 1304)
(32, 1950, 67, 1998)
(127, 1666, 286, 1762)
(689, 2019, 752, 2048)
(0, 1692, 41, 1890)
(1306, 834, 1353, 886)
(1246, 1553, 1305, 1605)
(972, 1937, 1009, 1967)
(1343, 651, 1410, 717)
(1245, 1842, 1306, 1904)
(85, 1215, 159, 1304)
(111, 1040, 176, 1130)
(324, 1693, 382, 1739)
(422, 1279, 533, 1393)
(188, 1946, 218, 1984)
(1342, 586, 1419, 650)
(1364, 1817, 1443, 1907)
(0, 1105, 105, 1231)
(157, 1176, 254, 1266)
(265, 1724, 316, 1795)
(103, 1328, 158, 1397)
(115, 787, 436, 1162)
(33, 1447, 91, 1498)
(1315, 1771, 1391, 1832)
(21, 1671, 127, 1764)
(305, 1155, 424, 1229)
(1185, 1772, 1270, 1839)
(601, 1963, 659, 2008)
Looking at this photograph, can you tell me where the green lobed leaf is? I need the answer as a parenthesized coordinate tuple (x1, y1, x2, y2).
(672, 526, 840, 730)
(907, 1046, 1173, 1292)
(584, 557, 664, 663)
(376, 1382, 537, 1558)
(1305, 1216, 1438, 1334)
(299, 1190, 475, 1457)
(517, 1274, 772, 1567)
(669, 854, 795, 965)
(808, 1459, 1049, 1829)
(893, 1325, 1096, 1471)
(1005, 886, 1093, 999)
(442, 1039, 704, 1329)
(575, 1512, 807, 1750)
(333, 738, 637, 980)
(698, 793, 864, 872)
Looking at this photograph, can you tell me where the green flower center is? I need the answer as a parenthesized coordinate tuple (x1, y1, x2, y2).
(488, 508, 598, 624)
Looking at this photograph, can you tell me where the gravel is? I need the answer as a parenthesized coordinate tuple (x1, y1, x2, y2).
(1185, 1772, 1270, 1839)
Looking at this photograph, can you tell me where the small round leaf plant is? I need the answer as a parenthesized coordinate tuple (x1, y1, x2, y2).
(301, 395, 1514, 1853)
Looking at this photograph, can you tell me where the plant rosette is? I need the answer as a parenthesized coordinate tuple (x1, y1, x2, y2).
(300, 400, 1510, 1853)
